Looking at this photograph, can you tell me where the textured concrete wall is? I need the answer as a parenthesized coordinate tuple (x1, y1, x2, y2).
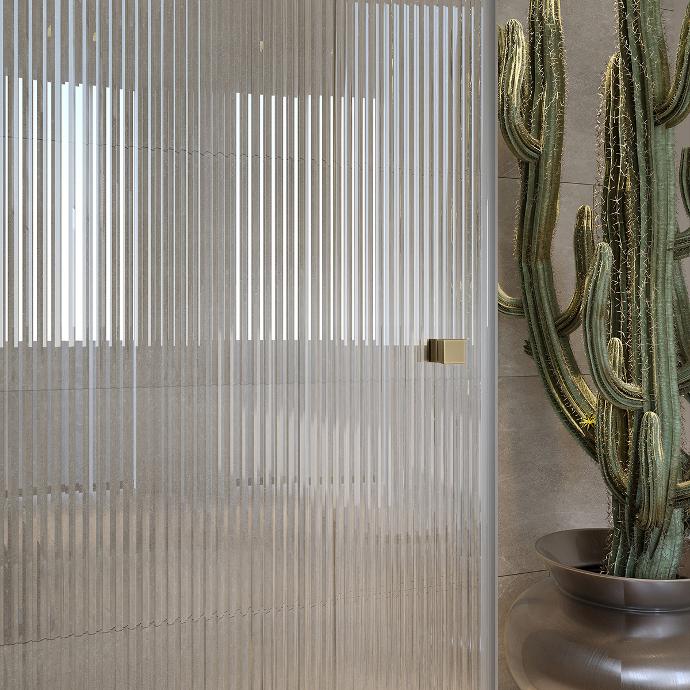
(497, 1, 690, 687)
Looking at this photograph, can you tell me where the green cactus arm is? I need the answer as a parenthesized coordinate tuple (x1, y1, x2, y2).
(516, 0, 596, 456)
(595, 338, 629, 502)
(679, 365, 690, 394)
(637, 411, 670, 529)
(500, 206, 593, 327)
(498, 20, 542, 162)
(633, 511, 685, 579)
(656, 3, 690, 126)
(680, 147, 690, 215)
(678, 270, 690, 397)
(555, 205, 595, 336)
(601, 53, 632, 344)
(584, 243, 644, 410)
(673, 149, 690, 257)
(619, 0, 680, 532)
(498, 285, 525, 316)
(672, 447, 690, 505)
(673, 265, 690, 373)
(674, 478, 690, 505)
(673, 150, 690, 388)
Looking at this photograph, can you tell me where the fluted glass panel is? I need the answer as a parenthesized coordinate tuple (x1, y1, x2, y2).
(0, 0, 495, 688)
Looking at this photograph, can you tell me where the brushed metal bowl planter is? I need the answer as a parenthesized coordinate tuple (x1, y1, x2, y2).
(505, 528, 690, 689)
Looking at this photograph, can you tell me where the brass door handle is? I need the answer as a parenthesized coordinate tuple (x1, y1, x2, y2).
(427, 339, 467, 365)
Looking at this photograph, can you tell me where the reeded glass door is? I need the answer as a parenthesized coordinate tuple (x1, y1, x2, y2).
(0, 1, 496, 688)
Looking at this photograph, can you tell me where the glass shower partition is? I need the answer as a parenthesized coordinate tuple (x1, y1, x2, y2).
(0, 1, 496, 688)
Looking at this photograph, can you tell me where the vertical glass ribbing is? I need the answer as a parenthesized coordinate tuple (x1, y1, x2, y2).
(0, 1, 495, 688)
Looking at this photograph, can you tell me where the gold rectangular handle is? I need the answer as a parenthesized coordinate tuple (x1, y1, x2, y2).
(427, 339, 467, 365)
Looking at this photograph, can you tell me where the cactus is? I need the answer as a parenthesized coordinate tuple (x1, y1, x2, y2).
(499, 0, 690, 579)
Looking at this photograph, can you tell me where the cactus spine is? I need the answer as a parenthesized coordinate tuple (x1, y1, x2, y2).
(499, 0, 690, 578)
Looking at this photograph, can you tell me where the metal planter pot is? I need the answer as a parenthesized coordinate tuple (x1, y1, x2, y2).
(505, 528, 690, 689)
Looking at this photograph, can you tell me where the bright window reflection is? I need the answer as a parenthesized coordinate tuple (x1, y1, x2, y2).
(2, 76, 133, 346)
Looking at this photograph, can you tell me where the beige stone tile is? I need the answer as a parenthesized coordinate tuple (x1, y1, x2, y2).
(498, 376, 608, 576)
(662, 1, 687, 10)
(662, 4, 687, 50)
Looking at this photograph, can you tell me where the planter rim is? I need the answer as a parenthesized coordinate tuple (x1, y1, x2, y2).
(535, 528, 690, 612)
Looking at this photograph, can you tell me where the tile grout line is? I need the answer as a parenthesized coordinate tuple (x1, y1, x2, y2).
(498, 569, 548, 579)
(498, 175, 596, 188)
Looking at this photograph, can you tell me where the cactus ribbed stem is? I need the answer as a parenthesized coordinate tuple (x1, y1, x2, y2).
(584, 244, 644, 410)
(507, 0, 597, 455)
(656, 4, 690, 126)
(499, 0, 690, 579)
(498, 285, 525, 316)
(499, 205, 594, 333)
(498, 21, 542, 162)
(595, 338, 629, 502)
(555, 206, 595, 336)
